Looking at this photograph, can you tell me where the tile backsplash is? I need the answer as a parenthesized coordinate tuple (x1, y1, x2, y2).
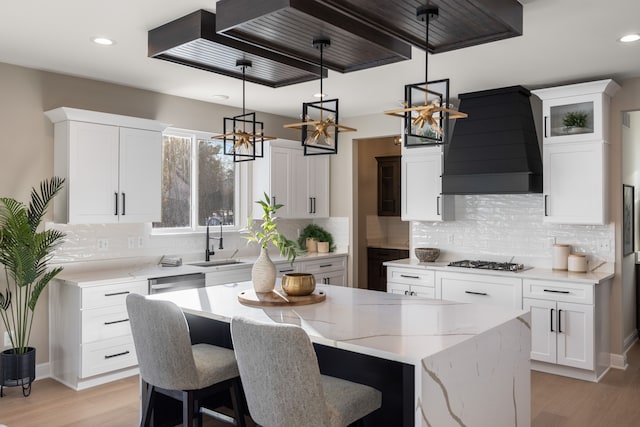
(48, 217, 350, 265)
(411, 194, 614, 270)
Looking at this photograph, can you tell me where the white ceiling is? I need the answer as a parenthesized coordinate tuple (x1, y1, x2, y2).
(1, 0, 639, 119)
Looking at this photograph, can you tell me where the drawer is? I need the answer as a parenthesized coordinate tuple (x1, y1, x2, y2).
(300, 256, 346, 274)
(81, 335, 138, 378)
(438, 273, 521, 309)
(387, 267, 434, 287)
(275, 263, 297, 277)
(523, 279, 594, 304)
(82, 305, 132, 343)
(82, 280, 148, 309)
(206, 267, 252, 286)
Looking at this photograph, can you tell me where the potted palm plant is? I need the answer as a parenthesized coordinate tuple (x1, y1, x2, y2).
(0, 177, 65, 397)
(243, 193, 296, 293)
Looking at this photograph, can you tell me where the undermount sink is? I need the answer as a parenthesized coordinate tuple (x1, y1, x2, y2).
(189, 259, 246, 267)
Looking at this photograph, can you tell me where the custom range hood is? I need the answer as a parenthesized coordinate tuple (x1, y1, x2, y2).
(442, 85, 542, 194)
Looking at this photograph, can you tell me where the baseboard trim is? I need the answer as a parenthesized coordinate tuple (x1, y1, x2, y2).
(623, 331, 638, 353)
(35, 362, 50, 381)
(610, 353, 628, 370)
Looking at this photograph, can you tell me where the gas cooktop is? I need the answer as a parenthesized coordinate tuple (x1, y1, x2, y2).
(447, 260, 530, 272)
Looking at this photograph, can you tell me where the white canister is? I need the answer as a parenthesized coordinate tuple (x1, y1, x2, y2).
(568, 254, 588, 273)
(552, 244, 570, 270)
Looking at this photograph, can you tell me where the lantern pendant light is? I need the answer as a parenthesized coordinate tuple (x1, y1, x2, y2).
(284, 38, 356, 156)
(212, 59, 275, 162)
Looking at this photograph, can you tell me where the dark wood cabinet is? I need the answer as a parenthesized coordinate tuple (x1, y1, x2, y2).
(376, 156, 401, 217)
(367, 247, 409, 292)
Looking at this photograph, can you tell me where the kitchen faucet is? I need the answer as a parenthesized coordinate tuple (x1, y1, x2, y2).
(205, 218, 224, 261)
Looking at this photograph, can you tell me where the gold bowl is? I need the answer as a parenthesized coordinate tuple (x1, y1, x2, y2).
(281, 273, 316, 296)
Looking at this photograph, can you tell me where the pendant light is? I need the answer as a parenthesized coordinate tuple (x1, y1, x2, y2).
(284, 39, 356, 156)
(384, 4, 467, 147)
(212, 59, 275, 162)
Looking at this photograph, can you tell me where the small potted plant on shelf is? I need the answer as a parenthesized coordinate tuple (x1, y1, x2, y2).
(242, 193, 297, 293)
(0, 177, 66, 397)
(298, 224, 334, 254)
(562, 111, 589, 134)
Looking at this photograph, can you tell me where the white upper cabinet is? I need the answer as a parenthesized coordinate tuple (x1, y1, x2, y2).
(253, 140, 329, 219)
(532, 80, 619, 225)
(533, 79, 620, 144)
(401, 145, 453, 221)
(46, 107, 168, 224)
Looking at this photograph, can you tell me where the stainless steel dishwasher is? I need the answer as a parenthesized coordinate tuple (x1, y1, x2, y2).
(148, 272, 206, 294)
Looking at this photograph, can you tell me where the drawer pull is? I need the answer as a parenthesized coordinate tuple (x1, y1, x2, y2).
(400, 274, 420, 279)
(104, 291, 130, 297)
(104, 318, 129, 325)
(319, 264, 333, 268)
(104, 350, 130, 359)
(550, 308, 555, 332)
(543, 289, 570, 294)
(465, 291, 488, 296)
(404, 290, 409, 295)
(279, 268, 295, 273)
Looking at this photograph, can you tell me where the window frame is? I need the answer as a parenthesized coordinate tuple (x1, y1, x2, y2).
(152, 127, 247, 235)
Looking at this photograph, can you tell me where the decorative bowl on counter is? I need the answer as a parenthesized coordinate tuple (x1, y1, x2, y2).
(415, 247, 440, 262)
(281, 273, 316, 296)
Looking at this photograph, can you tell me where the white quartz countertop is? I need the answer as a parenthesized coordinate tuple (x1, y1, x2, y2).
(149, 282, 527, 365)
(55, 251, 347, 287)
(384, 258, 614, 284)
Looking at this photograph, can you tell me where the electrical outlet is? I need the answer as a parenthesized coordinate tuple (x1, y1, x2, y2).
(127, 237, 135, 249)
(4, 331, 12, 347)
(448, 234, 455, 244)
(97, 238, 109, 250)
(546, 237, 556, 248)
(599, 239, 611, 252)
(138, 236, 144, 248)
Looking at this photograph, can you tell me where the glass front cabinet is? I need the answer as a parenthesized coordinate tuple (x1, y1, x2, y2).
(533, 79, 620, 144)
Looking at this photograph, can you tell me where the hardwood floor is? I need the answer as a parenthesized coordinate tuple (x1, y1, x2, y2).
(2, 345, 639, 426)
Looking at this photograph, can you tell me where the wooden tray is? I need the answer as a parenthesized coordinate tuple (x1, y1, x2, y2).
(238, 289, 326, 307)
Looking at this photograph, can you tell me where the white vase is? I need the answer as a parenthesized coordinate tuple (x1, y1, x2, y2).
(252, 247, 276, 293)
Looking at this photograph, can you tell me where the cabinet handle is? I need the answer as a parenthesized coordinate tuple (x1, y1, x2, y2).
(319, 264, 333, 268)
(558, 309, 563, 333)
(410, 291, 416, 296)
(104, 318, 129, 325)
(464, 290, 488, 296)
(121, 193, 126, 215)
(114, 192, 118, 215)
(104, 291, 130, 297)
(104, 350, 130, 359)
(313, 197, 316, 214)
(543, 289, 570, 294)
(309, 197, 313, 214)
(272, 196, 276, 205)
(404, 290, 409, 295)
(400, 274, 419, 279)
(279, 268, 295, 273)
(550, 308, 555, 332)
(544, 195, 548, 216)
(436, 196, 441, 216)
(544, 116, 548, 138)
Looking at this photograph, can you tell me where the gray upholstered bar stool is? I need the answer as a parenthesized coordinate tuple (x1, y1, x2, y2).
(126, 293, 246, 427)
(230, 316, 382, 427)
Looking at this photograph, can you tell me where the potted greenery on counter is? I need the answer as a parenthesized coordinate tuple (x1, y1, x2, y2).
(0, 177, 65, 397)
(298, 224, 334, 253)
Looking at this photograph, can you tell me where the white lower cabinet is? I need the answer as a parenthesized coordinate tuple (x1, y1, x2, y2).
(435, 271, 522, 309)
(386, 266, 435, 297)
(299, 255, 347, 286)
(50, 279, 147, 390)
(523, 278, 609, 381)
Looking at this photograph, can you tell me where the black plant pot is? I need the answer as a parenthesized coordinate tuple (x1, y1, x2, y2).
(1, 347, 36, 397)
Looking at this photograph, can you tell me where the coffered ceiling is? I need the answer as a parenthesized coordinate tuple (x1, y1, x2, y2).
(0, 0, 639, 118)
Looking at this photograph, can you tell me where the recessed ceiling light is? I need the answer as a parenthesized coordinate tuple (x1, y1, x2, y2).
(91, 37, 115, 46)
(211, 94, 230, 100)
(619, 33, 640, 43)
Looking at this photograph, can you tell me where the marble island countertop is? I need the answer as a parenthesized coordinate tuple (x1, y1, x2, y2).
(151, 282, 531, 426)
(385, 258, 614, 284)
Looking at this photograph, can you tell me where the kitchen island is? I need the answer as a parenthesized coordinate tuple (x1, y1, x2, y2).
(151, 282, 531, 427)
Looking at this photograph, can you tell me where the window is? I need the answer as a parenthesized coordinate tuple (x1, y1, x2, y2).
(153, 129, 238, 231)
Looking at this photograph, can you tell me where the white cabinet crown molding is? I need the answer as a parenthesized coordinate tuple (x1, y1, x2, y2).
(45, 107, 170, 132)
(532, 79, 620, 100)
